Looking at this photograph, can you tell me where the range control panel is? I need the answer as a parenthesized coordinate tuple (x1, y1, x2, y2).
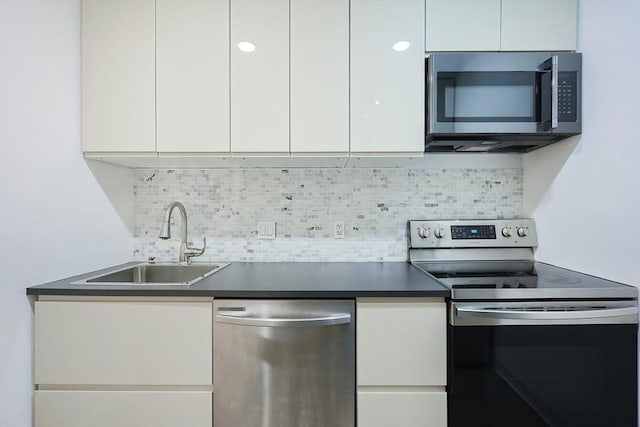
(409, 219, 537, 249)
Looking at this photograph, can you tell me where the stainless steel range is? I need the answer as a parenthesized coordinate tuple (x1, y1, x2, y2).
(408, 218, 638, 427)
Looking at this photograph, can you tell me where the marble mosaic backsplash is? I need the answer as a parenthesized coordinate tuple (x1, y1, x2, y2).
(133, 168, 523, 262)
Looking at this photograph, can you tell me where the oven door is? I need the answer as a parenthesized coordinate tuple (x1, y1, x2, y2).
(448, 301, 638, 427)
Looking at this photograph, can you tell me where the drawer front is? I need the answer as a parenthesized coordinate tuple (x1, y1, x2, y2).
(358, 391, 447, 427)
(357, 299, 446, 386)
(35, 390, 212, 427)
(35, 301, 212, 385)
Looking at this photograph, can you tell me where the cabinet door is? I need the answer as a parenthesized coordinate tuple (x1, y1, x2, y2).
(358, 391, 447, 427)
(82, 0, 155, 153)
(156, 0, 230, 154)
(350, 0, 424, 155)
(425, 0, 501, 52)
(357, 299, 446, 386)
(35, 301, 212, 385)
(230, 0, 289, 154)
(35, 391, 211, 427)
(501, 0, 577, 51)
(290, 0, 349, 154)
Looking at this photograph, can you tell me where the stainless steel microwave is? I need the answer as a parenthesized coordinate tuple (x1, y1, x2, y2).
(426, 52, 582, 153)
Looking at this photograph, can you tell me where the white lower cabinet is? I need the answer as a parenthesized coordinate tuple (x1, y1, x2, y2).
(357, 298, 447, 427)
(34, 298, 213, 427)
(35, 300, 212, 385)
(357, 298, 446, 386)
(35, 391, 212, 427)
(358, 391, 447, 427)
(34, 296, 446, 426)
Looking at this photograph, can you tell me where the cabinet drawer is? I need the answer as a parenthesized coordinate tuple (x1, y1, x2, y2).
(358, 391, 447, 427)
(35, 301, 212, 385)
(357, 299, 446, 386)
(35, 390, 211, 427)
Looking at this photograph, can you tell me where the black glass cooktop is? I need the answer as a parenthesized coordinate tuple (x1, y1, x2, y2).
(413, 262, 636, 300)
(431, 271, 537, 289)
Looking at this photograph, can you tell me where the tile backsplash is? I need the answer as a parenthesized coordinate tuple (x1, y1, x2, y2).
(134, 168, 523, 262)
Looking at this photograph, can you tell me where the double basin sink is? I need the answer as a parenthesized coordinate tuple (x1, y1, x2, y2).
(72, 263, 230, 287)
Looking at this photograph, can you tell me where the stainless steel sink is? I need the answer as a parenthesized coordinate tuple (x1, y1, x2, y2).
(72, 263, 230, 286)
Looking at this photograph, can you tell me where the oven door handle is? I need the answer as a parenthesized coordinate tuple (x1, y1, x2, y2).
(455, 306, 638, 321)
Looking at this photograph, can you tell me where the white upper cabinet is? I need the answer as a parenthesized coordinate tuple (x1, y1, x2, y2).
(82, 0, 155, 153)
(350, 0, 425, 155)
(290, 0, 349, 155)
(425, 0, 501, 52)
(426, 0, 577, 52)
(501, 0, 578, 51)
(230, 0, 289, 154)
(156, 0, 230, 154)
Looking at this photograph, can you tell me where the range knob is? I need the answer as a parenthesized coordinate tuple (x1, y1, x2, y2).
(501, 227, 512, 238)
(517, 227, 528, 237)
(418, 227, 430, 239)
(434, 228, 445, 239)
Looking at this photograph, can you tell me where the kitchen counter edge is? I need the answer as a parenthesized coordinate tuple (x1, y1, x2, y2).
(26, 262, 451, 299)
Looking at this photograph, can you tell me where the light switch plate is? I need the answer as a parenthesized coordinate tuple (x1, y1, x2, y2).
(258, 221, 276, 239)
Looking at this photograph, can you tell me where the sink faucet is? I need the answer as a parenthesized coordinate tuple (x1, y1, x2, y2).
(159, 201, 206, 264)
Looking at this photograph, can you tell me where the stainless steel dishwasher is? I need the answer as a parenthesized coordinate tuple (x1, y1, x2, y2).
(214, 299, 355, 427)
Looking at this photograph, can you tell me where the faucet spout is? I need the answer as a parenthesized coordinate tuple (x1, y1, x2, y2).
(159, 201, 188, 243)
(158, 201, 205, 264)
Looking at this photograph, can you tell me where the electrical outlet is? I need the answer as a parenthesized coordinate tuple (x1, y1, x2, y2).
(334, 222, 345, 239)
(258, 221, 276, 239)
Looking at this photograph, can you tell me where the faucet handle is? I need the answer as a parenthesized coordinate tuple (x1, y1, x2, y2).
(184, 237, 206, 261)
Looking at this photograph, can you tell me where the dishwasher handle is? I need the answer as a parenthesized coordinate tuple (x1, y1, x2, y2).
(215, 313, 352, 327)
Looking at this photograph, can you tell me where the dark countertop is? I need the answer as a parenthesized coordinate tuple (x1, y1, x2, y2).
(26, 262, 450, 298)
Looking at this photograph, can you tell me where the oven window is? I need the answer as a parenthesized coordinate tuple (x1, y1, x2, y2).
(449, 324, 637, 427)
(437, 72, 540, 123)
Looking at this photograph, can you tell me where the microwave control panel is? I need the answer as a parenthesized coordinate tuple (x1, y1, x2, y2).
(558, 72, 578, 122)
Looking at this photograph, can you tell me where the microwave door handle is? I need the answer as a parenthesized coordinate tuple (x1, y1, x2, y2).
(538, 55, 559, 131)
(551, 55, 559, 129)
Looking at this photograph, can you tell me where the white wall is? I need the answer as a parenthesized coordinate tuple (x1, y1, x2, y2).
(0, 1, 133, 426)
(524, 0, 640, 286)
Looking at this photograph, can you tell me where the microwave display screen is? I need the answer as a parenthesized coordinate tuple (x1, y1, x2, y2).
(437, 72, 539, 123)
